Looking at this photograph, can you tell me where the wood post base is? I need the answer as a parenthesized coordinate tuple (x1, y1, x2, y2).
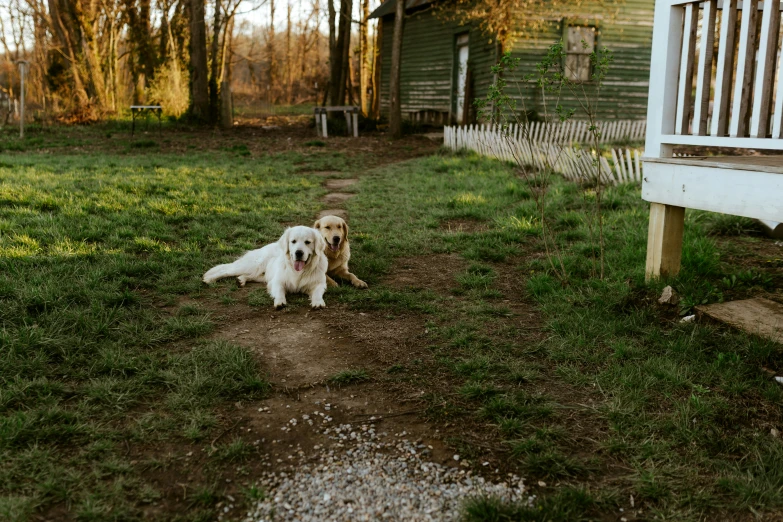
(645, 203, 685, 281)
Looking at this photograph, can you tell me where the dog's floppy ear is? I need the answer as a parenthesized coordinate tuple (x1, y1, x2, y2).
(313, 219, 321, 229)
(343, 221, 349, 240)
(313, 229, 327, 255)
(278, 228, 290, 256)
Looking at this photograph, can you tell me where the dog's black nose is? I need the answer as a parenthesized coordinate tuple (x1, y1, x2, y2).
(332, 236, 341, 244)
(295, 249, 304, 259)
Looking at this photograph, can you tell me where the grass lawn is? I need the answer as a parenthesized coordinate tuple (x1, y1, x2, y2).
(1, 124, 782, 521)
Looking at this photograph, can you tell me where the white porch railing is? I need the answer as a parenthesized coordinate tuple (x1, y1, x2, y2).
(647, 0, 783, 153)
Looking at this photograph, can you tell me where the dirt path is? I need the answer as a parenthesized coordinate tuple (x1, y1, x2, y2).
(192, 171, 469, 520)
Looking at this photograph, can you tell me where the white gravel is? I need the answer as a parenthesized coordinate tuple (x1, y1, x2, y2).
(242, 418, 534, 521)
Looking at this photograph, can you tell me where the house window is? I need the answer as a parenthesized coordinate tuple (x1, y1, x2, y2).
(565, 25, 596, 82)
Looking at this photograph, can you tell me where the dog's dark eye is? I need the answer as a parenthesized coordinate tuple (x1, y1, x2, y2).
(325, 226, 331, 230)
(337, 225, 342, 229)
(305, 241, 311, 245)
(292, 240, 297, 244)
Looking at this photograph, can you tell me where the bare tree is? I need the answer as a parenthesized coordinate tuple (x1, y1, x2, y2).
(285, 0, 291, 103)
(389, 0, 404, 137)
(359, 0, 370, 115)
(190, 0, 210, 118)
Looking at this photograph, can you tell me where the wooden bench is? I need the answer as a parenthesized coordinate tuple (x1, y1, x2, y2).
(131, 105, 162, 136)
(314, 106, 359, 138)
(643, 0, 783, 280)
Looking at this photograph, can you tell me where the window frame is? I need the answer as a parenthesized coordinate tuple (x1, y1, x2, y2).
(561, 19, 600, 84)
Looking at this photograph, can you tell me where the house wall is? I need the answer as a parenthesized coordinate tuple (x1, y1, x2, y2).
(379, 9, 497, 123)
(504, 0, 654, 120)
(377, 0, 654, 124)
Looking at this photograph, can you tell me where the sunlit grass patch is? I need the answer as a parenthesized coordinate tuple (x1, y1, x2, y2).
(449, 192, 488, 208)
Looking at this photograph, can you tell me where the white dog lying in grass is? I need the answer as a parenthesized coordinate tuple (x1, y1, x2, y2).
(202, 226, 328, 310)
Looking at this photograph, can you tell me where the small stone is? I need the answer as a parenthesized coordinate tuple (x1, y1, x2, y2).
(538, 480, 547, 487)
(453, 455, 460, 461)
(772, 428, 780, 438)
(658, 285, 679, 305)
(681, 314, 696, 323)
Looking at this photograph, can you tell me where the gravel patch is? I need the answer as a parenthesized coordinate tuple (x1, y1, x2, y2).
(241, 415, 534, 521)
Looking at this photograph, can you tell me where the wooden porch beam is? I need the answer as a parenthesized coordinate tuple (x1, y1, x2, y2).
(645, 203, 685, 281)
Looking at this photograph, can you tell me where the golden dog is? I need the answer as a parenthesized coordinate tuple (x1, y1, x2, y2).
(313, 215, 368, 289)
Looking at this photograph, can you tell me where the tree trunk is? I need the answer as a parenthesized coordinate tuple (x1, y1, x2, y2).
(371, 19, 382, 119)
(360, 0, 370, 115)
(189, 0, 209, 119)
(336, 0, 351, 106)
(209, 0, 222, 122)
(389, 0, 405, 138)
(125, 0, 155, 104)
(286, 1, 292, 104)
(267, 0, 277, 103)
(327, 0, 339, 105)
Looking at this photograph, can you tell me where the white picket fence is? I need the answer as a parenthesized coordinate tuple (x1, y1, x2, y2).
(443, 120, 646, 147)
(443, 125, 645, 185)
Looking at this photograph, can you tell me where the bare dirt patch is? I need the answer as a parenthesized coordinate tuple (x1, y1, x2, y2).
(321, 192, 355, 204)
(216, 311, 368, 387)
(324, 178, 358, 190)
(147, 248, 550, 520)
(20, 121, 441, 167)
(384, 254, 469, 294)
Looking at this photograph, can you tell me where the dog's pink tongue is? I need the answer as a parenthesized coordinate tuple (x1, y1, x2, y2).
(329, 243, 339, 252)
(294, 260, 306, 272)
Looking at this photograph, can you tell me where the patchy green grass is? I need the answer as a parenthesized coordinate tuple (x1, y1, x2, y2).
(0, 147, 324, 519)
(1, 126, 782, 521)
(332, 153, 783, 520)
(327, 369, 371, 385)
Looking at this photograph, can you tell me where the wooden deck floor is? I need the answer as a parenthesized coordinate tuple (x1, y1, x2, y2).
(645, 155, 783, 174)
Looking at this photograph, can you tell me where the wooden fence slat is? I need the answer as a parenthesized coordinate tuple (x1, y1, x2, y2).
(625, 148, 635, 182)
(730, 0, 761, 137)
(634, 150, 642, 182)
(611, 148, 623, 182)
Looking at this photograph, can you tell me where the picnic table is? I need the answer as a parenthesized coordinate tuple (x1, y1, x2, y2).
(314, 106, 359, 138)
(131, 105, 162, 136)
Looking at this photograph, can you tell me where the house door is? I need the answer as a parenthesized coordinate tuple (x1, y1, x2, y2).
(455, 34, 470, 123)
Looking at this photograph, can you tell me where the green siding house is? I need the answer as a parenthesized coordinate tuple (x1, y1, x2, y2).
(369, 0, 655, 125)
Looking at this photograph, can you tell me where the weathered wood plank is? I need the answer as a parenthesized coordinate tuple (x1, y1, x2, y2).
(641, 160, 783, 222)
(697, 298, 783, 344)
(712, 0, 739, 136)
(645, 202, 685, 280)
(751, 0, 781, 138)
(676, 3, 699, 134)
(730, 0, 761, 137)
(693, 0, 717, 136)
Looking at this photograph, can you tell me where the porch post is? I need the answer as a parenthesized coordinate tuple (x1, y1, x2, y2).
(645, 203, 685, 280)
(644, 0, 685, 280)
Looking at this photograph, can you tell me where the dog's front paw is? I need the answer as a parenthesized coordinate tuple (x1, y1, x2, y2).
(353, 279, 369, 289)
(311, 300, 326, 310)
(237, 276, 247, 287)
(274, 301, 287, 310)
(326, 278, 339, 288)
